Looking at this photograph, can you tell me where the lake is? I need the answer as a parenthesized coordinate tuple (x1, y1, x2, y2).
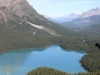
(0, 45, 86, 75)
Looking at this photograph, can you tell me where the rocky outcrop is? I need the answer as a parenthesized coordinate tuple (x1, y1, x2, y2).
(0, 0, 74, 36)
(81, 7, 100, 18)
(0, 0, 45, 28)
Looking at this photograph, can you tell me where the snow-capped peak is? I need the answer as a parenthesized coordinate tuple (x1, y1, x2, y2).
(42, 11, 82, 22)
(73, 11, 82, 15)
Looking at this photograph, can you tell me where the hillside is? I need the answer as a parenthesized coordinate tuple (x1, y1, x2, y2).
(27, 67, 70, 75)
(27, 67, 100, 75)
(0, 0, 77, 36)
(62, 15, 100, 28)
(79, 24, 100, 36)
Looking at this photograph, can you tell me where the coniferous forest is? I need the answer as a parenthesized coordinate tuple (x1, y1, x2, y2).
(0, 27, 100, 75)
(28, 67, 100, 75)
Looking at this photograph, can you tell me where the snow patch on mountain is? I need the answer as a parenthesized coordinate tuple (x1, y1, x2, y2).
(43, 11, 82, 23)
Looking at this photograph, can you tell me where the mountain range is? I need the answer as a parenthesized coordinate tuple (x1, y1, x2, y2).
(62, 7, 100, 28)
(45, 7, 100, 24)
(80, 7, 100, 18)
(43, 12, 81, 23)
(0, 0, 77, 36)
(0, 0, 99, 36)
(42, 7, 100, 36)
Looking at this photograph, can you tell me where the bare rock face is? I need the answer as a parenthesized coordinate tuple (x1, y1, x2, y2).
(8, 0, 38, 17)
(0, 0, 41, 28)
(0, 0, 75, 36)
(0, 0, 38, 17)
(0, 6, 17, 27)
(81, 7, 100, 18)
(0, 0, 54, 35)
(0, 0, 13, 7)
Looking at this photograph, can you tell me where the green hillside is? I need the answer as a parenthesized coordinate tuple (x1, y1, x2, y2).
(77, 24, 100, 36)
(27, 67, 100, 75)
(27, 67, 70, 75)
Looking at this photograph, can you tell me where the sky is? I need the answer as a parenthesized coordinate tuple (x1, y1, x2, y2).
(27, 0, 100, 18)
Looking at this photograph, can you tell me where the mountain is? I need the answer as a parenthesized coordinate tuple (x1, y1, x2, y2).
(0, 0, 77, 36)
(64, 11, 81, 21)
(81, 7, 100, 18)
(62, 7, 100, 28)
(43, 12, 81, 23)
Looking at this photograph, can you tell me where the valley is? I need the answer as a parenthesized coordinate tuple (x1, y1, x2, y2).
(45, 7, 100, 36)
(0, 0, 100, 75)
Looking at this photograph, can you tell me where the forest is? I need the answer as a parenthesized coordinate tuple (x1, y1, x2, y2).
(0, 27, 100, 74)
(27, 67, 70, 75)
(27, 67, 100, 75)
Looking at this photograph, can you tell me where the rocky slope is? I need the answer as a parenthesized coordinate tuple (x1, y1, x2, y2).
(81, 7, 100, 18)
(62, 7, 100, 28)
(0, 0, 76, 36)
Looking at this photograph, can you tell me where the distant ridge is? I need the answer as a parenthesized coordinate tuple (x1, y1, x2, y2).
(62, 7, 100, 27)
(43, 12, 81, 23)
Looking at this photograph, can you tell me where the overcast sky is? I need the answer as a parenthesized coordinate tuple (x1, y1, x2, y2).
(27, 0, 100, 18)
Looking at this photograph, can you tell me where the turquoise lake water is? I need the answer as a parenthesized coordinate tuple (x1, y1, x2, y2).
(0, 45, 86, 75)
